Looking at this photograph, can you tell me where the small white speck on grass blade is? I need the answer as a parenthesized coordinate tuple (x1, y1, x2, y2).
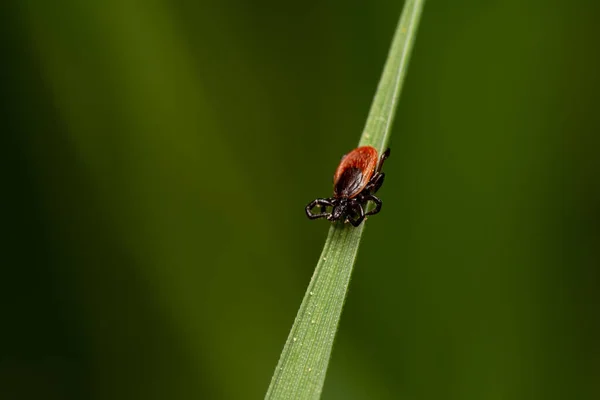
(265, 1, 425, 399)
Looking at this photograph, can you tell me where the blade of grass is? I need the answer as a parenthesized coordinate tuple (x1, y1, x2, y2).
(266, 1, 425, 398)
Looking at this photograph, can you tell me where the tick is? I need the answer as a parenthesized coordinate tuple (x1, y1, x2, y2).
(305, 146, 390, 227)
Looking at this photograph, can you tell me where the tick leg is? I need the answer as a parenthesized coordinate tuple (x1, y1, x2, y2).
(375, 148, 391, 174)
(365, 172, 385, 194)
(347, 202, 365, 227)
(363, 194, 382, 216)
(306, 198, 334, 219)
(364, 147, 389, 194)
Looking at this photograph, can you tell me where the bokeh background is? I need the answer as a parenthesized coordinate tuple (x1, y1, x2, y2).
(2, 0, 599, 399)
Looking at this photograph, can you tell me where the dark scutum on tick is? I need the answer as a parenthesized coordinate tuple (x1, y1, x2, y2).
(305, 146, 390, 227)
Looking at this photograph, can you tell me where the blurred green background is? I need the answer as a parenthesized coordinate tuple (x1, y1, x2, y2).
(2, 0, 599, 399)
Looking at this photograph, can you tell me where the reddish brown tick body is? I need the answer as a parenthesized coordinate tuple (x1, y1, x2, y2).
(333, 146, 379, 199)
(306, 146, 390, 227)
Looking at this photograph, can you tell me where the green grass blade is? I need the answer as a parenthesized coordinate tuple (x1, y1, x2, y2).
(266, 1, 426, 398)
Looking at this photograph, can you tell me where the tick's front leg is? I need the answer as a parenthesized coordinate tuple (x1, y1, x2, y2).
(306, 198, 334, 219)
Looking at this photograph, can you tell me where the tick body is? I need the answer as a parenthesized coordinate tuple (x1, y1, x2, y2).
(306, 146, 390, 227)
